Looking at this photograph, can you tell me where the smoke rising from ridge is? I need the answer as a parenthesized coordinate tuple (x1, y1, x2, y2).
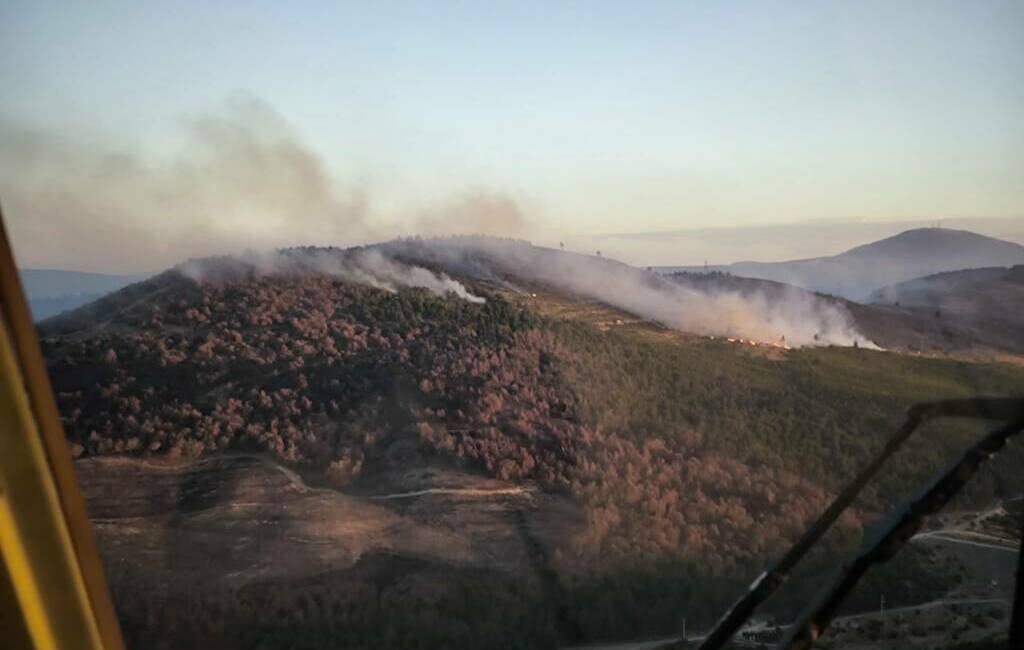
(182, 238, 874, 347)
(326, 249, 485, 303)
(383, 237, 874, 347)
(2, 92, 869, 346)
(177, 247, 485, 304)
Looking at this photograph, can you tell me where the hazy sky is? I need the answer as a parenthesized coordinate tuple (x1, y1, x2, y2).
(1, 1, 1022, 272)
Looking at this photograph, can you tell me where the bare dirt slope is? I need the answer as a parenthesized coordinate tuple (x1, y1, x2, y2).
(78, 454, 571, 588)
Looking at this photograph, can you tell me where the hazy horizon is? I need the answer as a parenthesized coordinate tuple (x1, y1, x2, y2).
(2, 1, 1022, 273)
(10, 217, 1024, 276)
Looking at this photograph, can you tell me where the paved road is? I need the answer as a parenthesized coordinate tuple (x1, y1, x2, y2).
(914, 530, 1018, 552)
(912, 502, 1019, 552)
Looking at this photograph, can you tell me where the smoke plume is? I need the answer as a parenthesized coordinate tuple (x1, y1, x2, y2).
(180, 237, 877, 347)
(0, 93, 370, 273)
(381, 237, 874, 347)
(1, 92, 868, 346)
(177, 247, 485, 304)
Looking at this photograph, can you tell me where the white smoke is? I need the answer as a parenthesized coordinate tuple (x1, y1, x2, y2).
(326, 249, 485, 304)
(177, 238, 872, 346)
(380, 237, 875, 347)
(176, 247, 485, 304)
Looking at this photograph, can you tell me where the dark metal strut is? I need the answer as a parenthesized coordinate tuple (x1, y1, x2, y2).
(781, 413, 1024, 649)
(697, 397, 1024, 650)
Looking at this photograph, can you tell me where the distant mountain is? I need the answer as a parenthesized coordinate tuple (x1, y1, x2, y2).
(657, 228, 1024, 301)
(19, 269, 148, 320)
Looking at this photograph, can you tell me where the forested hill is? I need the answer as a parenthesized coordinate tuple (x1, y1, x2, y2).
(43, 247, 1024, 503)
(38, 246, 1024, 649)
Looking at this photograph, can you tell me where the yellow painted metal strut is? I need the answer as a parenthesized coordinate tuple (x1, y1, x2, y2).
(0, 204, 125, 650)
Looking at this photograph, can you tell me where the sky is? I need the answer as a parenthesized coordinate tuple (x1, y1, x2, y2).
(1, 0, 1022, 272)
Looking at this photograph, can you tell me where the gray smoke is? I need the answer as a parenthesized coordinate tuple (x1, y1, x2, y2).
(1, 92, 870, 345)
(414, 190, 531, 239)
(0, 93, 371, 272)
(0, 95, 540, 274)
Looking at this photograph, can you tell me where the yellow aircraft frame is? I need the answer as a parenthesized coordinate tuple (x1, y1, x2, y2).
(0, 207, 125, 650)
